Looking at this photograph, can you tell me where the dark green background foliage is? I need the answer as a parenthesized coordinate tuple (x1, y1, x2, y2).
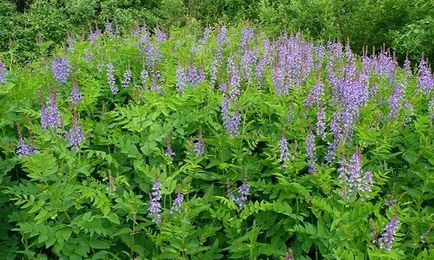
(0, 0, 433, 64)
(0, 26, 433, 259)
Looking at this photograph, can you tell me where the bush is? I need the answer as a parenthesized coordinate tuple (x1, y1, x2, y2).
(0, 25, 433, 259)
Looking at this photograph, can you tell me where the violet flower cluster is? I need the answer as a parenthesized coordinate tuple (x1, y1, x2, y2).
(16, 133, 36, 157)
(65, 114, 85, 150)
(279, 134, 290, 167)
(0, 60, 7, 83)
(106, 63, 118, 94)
(149, 179, 162, 223)
(121, 69, 132, 88)
(235, 180, 250, 208)
(52, 56, 71, 84)
(171, 191, 184, 213)
(70, 82, 82, 105)
(40, 91, 62, 129)
(417, 58, 434, 93)
(388, 83, 405, 119)
(194, 136, 205, 157)
(306, 130, 317, 174)
(374, 215, 399, 251)
(338, 150, 373, 199)
(221, 94, 241, 135)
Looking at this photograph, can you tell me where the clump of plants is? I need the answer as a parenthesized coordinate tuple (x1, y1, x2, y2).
(0, 23, 433, 259)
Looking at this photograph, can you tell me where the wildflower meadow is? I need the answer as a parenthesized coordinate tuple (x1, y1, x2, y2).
(0, 23, 433, 259)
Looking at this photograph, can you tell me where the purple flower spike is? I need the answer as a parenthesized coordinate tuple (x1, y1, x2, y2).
(65, 114, 85, 150)
(417, 58, 434, 93)
(235, 180, 250, 208)
(306, 130, 317, 174)
(388, 83, 404, 119)
(122, 69, 132, 88)
(41, 90, 62, 129)
(89, 27, 101, 43)
(149, 179, 162, 223)
(171, 191, 184, 213)
(16, 136, 36, 157)
(316, 105, 326, 139)
(140, 69, 149, 88)
(155, 27, 167, 42)
(374, 215, 399, 251)
(198, 27, 210, 45)
(279, 134, 289, 167)
(338, 150, 373, 199)
(0, 60, 7, 83)
(194, 137, 205, 157)
(70, 82, 82, 105)
(106, 63, 118, 94)
(52, 56, 71, 84)
(176, 66, 187, 92)
(217, 25, 228, 46)
(305, 81, 324, 107)
(223, 110, 241, 135)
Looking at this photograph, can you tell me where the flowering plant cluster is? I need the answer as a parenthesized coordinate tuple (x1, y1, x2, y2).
(0, 24, 433, 259)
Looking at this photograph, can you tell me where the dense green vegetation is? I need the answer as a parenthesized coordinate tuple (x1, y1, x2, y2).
(1, 0, 433, 65)
(0, 24, 433, 259)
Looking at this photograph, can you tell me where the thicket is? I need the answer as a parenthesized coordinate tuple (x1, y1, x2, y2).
(0, 24, 433, 259)
(0, 0, 433, 65)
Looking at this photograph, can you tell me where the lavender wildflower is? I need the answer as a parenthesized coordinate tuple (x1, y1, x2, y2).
(194, 136, 205, 157)
(429, 99, 434, 123)
(40, 91, 62, 129)
(106, 63, 118, 94)
(306, 130, 317, 174)
(403, 57, 412, 77)
(235, 180, 250, 208)
(241, 27, 254, 47)
(279, 134, 289, 166)
(385, 197, 397, 208)
(305, 81, 324, 107)
(65, 113, 85, 150)
(16, 136, 36, 157)
(84, 50, 94, 62)
(16, 127, 36, 157)
(165, 145, 175, 159)
(140, 69, 149, 88)
(105, 21, 113, 36)
(417, 58, 434, 93)
(52, 56, 71, 84)
(316, 105, 326, 139)
(223, 109, 241, 135)
(171, 191, 184, 213)
(198, 26, 210, 45)
(70, 81, 82, 104)
(149, 179, 162, 222)
(217, 25, 228, 46)
(210, 59, 219, 86)
(255, 55, 265, 87)
(121, 69, 132, 88)
(0, 60, 7, 83)
(388, 83, 404, 119)
(272, 66, 286, 96)
(338, 150, 373, 199)
(375, 215, 399, 251)
(176, 66, 187, 92)
(89, 27, 101, 43)
(325, 113, 342, 164)
(404, 102, 414, 124)
(66, 35, 75, 52)
(155, 27, 167, 42)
